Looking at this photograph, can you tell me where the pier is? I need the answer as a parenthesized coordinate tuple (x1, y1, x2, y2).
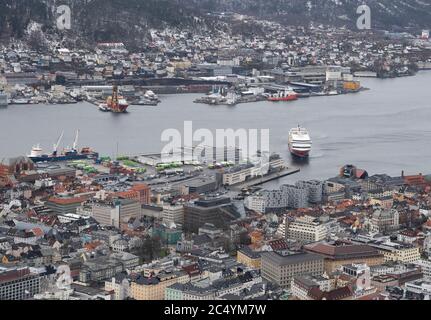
(231, 167, 301, 190)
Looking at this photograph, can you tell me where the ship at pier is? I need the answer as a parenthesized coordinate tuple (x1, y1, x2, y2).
(99, 85, 129, 113)
(28, 130, 99, 163)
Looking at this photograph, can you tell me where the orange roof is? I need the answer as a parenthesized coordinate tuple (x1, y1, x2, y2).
(48, 196, 86, 205)
(404, 175, 426, 185)
(116, 190, 139, 198)
(84, 241, 103, 251)
(249, 231, 263, 238)
(30, 228, 44, 237)
(132, 184, 150, 191)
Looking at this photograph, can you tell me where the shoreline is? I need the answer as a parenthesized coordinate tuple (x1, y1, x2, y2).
(4, 70, 430, 107)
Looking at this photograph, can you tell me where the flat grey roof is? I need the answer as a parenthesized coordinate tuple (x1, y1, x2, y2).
(261, 251, 323, 266)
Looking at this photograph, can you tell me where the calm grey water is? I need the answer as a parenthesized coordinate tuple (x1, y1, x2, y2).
(1, 71, 430, 187)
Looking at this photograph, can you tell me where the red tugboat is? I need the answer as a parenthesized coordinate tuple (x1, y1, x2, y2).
(100, 85, 129, 113)
(268, 90, 298, 102)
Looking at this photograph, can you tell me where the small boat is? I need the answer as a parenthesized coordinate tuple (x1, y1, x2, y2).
(11, 98, 30, 105)
(268, 90, 298, 102)
(144, 90, 160, 102)
(133, 99, 158, 106)
(99, 103, 110, 112)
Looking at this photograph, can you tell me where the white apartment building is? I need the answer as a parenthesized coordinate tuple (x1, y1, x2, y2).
(415, 260, 431, 281)
(222, 164, 264, 186)
(405, 280, 431, 299)
(374, 243, 421, 264)
(104, 277, 130, 300)
(162, 204, 185, 225)
(244, 194, 266, 213)
(287, 215, 333, 244)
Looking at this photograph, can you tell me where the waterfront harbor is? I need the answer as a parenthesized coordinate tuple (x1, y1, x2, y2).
(1, 1, 431, 304)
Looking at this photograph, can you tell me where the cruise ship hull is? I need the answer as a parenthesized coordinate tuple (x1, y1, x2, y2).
(289, 147, 310, 158)
(268, 95, 298, 102)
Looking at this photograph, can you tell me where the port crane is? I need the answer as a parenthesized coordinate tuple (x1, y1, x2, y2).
(53, 131, 64, 156)
(72, 129, 79, 151)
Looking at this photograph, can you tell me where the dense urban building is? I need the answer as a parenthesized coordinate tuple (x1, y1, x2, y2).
(304, 242, 385, 273)
(0, 267, 42, 300)
(184, 198, 243, 233)
(261, 251, 325, 288)
(283, 215, 337, 244)
(131, 271, 189, 300)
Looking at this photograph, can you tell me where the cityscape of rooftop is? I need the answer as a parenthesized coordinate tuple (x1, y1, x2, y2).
(1, 0, 431, 313)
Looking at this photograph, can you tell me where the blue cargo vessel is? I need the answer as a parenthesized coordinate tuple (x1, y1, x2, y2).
(29, 149, 99, 163)
(28, 130, 99, 163)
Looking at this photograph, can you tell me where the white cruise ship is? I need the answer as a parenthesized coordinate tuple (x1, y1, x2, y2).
(288, 126, 312, 158)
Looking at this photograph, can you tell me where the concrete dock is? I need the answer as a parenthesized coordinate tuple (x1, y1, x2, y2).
(231, 167, 301, 190)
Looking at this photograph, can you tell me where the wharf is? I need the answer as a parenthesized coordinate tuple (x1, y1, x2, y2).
(194, 95, 266, 106)
(231, 167, 300, 190)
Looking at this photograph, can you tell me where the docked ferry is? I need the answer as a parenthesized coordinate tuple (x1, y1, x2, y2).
(288, 126, 312, 158)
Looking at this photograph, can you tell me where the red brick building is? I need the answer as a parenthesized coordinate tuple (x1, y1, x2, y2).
(131, 184, 151, 204)
(115, 184, 151, 205)
(0, 157, 35, 187)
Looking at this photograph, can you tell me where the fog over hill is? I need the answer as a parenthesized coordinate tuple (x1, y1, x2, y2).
(1, 0, 430, 45)
(191, 0, 431, 29)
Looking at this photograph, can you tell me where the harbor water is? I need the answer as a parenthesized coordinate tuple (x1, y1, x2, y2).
(1, 71, 430, 188)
